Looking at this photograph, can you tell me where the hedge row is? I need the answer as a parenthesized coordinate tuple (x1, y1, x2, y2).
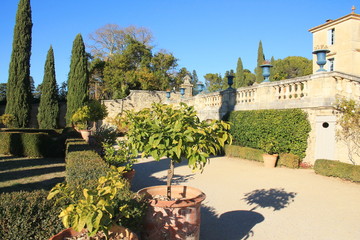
(225, 144, 301, 168)
(0, 127, 81, 158)
(65, 138, 110, 195)
(228, 109, 311, 159)
(314, 159, 360, 182)
(0, 190, 64, 240)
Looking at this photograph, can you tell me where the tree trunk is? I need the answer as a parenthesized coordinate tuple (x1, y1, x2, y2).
(167, 159, 174, 199)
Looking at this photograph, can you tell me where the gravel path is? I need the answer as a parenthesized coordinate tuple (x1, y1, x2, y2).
(131, 156, 360, 240)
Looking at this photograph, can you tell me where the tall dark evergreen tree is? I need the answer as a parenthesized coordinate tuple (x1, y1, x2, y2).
(191, 70, 199, 94)
(270, 56, 275, 82)
(66, 34, 89, 125)
(37, 46, 59, 128)
(255, 40, 265, 83)
(5, 0, 32, 127)
(235, 57, 244, 88)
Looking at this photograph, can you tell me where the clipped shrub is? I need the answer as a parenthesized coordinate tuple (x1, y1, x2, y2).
(314, 159, 360, 182)
(66, 149, 109, 196)
(278, 153, 301, 168)
(225, 144, 264, 162)
(229, 109, 311, 159)
(0, 131, 65, 157)
(0, 190, 64, 240)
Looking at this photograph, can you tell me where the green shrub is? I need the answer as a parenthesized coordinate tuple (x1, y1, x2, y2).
(0, 190, 64, 240)
(225, 144, 264, 162)
(66, 150, 109, 197)
(314, 159, 360, 182)
(278, 153, 301, 168)
(61, 138, 147, 232)
(228, 109, 311, 159)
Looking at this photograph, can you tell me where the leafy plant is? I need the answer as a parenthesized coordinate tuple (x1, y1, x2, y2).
(103, 141, 137, 171)
(334, 98, 360, 165)
(0, 114, 16, 128)
(260, 137, 280, 155)
(125, 103, 232, 199)
(71, 100, 108, 130)
(48, 166, 132, 237)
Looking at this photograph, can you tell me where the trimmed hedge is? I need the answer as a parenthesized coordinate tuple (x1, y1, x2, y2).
(65, 139, 109, 195)
(278, 153, 301, 168)
(225, 144, 264, 162)
(0, 190, 64, 240)
(314, 159, 360, 182)
(225, 144, 301, 168)
(228, 109, 311, 159)
(0, 128, 81, 158)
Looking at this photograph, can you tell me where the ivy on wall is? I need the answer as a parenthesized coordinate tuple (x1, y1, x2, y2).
(228, 109, 311, 159)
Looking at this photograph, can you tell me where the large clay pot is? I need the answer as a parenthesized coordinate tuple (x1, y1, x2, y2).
(49, 225, 138, 240)
(262, 153, 278, 168)
(138, 185, 206, 240)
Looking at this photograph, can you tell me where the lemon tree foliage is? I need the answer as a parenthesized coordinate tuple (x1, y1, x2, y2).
(48, 167, 130, 237)
(125, 103, 232, 198)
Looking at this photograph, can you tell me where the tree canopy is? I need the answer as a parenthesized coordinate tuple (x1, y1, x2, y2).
(271, 56, 312, 81)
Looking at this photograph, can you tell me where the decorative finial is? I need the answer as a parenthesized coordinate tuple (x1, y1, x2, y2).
(352, 5, 356, 13)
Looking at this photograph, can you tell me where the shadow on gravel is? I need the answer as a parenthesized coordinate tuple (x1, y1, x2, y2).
(131, 157, 189, 191)
(201, 205, 264, 240)
(243, 188, 297, 211)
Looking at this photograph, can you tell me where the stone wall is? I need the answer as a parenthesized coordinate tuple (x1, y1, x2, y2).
(0, 102, 67, 128)
(101, 71, 360, 165)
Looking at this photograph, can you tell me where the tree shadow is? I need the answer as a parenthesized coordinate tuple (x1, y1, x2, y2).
(0, 166, 65, 182)
(0, 157, 65, 171)
(0, 176, 65, 193)
(242, 188, 297, 211)
(201, 205, 264, 240)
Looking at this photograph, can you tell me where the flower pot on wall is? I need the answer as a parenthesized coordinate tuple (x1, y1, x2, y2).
(262, 153, 278, 168)
(138, 185, 206, 240)
(79, 129, 91, 142)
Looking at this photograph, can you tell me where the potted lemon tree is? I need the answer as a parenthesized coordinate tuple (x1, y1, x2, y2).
(260, 137, 280, 168)
(71, 100, 108, 142)
(125, 103, 232, 240)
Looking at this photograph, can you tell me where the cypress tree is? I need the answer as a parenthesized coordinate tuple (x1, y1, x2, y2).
(235, 57, 244, 88)
(5, 0, 33, 127)
(255, 40, 265, 83)
(37, 46, 59, 129)
(66, 34, 89, 125)
(270, 56, 275, 82)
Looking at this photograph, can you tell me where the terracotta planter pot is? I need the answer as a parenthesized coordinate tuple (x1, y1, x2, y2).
(262, 153, 278, 168)
(49, 225, 138, 240)
(123, 169, 136, 183)
(138, 185, 206, 240)
(79, 129, 91, 142)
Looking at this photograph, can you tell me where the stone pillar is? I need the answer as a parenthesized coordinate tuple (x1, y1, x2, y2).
(180, 75, 193, 98)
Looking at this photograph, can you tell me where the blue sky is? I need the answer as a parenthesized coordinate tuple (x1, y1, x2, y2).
(0, 0, 358, 87)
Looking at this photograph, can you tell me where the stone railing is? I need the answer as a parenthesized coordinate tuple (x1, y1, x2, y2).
(102, 71, 360, 122)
